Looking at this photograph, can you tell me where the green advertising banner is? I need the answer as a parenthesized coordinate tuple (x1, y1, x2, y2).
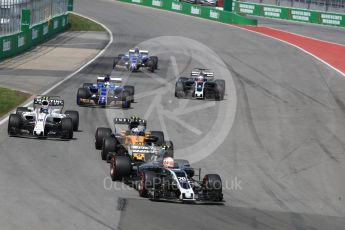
(234, 1, 345, 28)
(119, 0, 257, 25)
(0, 14, 69, 60)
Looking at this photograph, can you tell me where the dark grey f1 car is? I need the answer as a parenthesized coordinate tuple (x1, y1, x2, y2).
(175, 68, 225, 100)
(108, 151, 224, 203)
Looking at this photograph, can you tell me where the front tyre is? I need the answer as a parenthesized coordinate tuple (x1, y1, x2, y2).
(65, 110, 79, 131)
(61, 118, 73, 139)
(95, 127, 112, 150)
(8, 114, 21, 136)
(110, 155, 132, 181)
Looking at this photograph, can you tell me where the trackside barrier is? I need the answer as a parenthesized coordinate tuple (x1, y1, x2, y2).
(233, 1, 345, 28)
(118, 0, 257, 26)
(0, 11, 70, 60)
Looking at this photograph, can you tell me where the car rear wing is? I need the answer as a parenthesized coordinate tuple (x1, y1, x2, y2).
(113, 118, 147, 126)
(191, 71, 214, 78)
(33, 96, 64, 106)
(97, 76, 122, 83)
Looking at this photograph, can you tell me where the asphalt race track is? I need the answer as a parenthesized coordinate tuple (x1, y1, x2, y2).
(1, 0, 345, 229)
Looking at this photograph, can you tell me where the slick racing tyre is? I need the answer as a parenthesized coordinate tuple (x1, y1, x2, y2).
(215, 80, 225, 101)
(16, 107, 30, 115)
(124, 85, 135, 102)
(163, 141, 174, 158)
(203, 174, 222, 191)
(150, 131, 165, 145)
(82, 83, 93, 88)
(150, 56, 158, 69)
(175, 82, 185, 98)
(8, 114, 21, 136)
(138, 170, 159, 198)
(95, 127, 112, 150)
(113, 57, 120, 69)
(121, 91, 131, 109)
(147, 60, 155, 73)
(61, 117, 73, 139)
(65, 110, 79, 131)
(110, 155, 132, 181)
(77, 88, 91, 105)
(202, 174, 223, 201)
(101, 137, 118, 161)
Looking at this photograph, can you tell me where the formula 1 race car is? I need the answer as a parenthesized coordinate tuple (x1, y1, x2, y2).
(8, 96, 79, 139)
(175, 68, 225, 100)
(95, 116, 173, 161)
(109, 152, 224, 203)
(113, 48, 158, 73)
(76, 75, 134, 109)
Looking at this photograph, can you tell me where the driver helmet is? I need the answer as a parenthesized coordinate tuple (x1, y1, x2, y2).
(197, 75, 204, 82)
(40, 100, 49, 114)
(163, 157, 174, 168)
(104, 81, 110, 88)
(131, 126, 145, 136)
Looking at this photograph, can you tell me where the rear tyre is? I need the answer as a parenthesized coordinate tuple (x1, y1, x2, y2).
(175, 159, 194, 177)
(150, 56, 158, 69)
(215, 80, 225, 101)
(122, 91, 131, 109)
(65, 110, 79, 131)
(8, 114, 21, 135)
(147, 60, 155, 73)
(110, 155, 132, 181)
(61, 117, 73, 139)
(150, 131, 165, 145)
(101, 137, 117, 161)
(113, 57, 120, 69)
(95, 127, 112, 150)
(124, 85, 135, 102)
(163, 141, 174, 158)
(82, 83, 93, 88)
(16, 107, 30, 115)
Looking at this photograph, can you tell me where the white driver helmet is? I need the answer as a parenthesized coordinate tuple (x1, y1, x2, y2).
(163, 157, 174, 168)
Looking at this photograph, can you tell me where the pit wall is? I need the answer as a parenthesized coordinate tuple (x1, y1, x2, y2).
(0, 13, 69, 60)
(118, 0, 258, 26)
(233, 1, 345, 27)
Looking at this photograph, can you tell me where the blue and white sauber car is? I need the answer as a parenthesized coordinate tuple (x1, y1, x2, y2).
(113, 48, 158, 72)
(77, 75, 134, 109)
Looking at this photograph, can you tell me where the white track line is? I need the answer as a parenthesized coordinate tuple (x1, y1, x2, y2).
(0, 12, 113, 126)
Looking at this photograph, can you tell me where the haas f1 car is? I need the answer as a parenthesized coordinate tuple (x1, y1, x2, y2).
(77, 75, 134, 109)
(175, 68, 225, 100)
(113, 48, 158, 73)
(109, 151, 224, 203)
(8, 96, 79, 139)
(95, 116, 173, 161)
